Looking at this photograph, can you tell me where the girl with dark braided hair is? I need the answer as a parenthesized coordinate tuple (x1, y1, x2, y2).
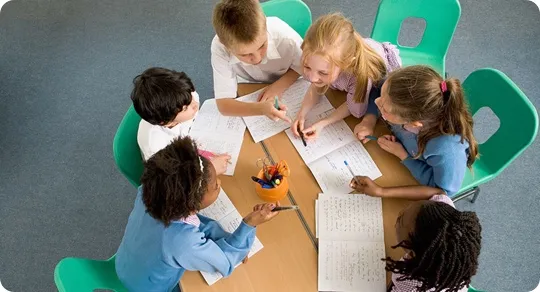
(349, 180, 482, 292)
(114, 136, 280, 292)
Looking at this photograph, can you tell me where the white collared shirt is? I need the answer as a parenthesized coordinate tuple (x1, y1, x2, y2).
(137, 91, 200, 161)
(211, 17, 303, 99)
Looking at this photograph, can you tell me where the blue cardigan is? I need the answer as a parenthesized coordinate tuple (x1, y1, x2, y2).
(115, 187, 255, 292)
(390, 124, 469, 196)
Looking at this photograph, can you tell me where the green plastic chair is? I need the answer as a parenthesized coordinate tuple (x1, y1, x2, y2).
(371, 0, 461, 75)
(468, 286, 486, 292)
(261, 0, 312, 37)
(113, 105, 144, 187)
(54, 255, 128, 292)
(452, 68, 539, 202)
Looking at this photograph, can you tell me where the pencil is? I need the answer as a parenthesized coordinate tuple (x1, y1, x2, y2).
(366, 135, 378, 141)
(298, 124, 307, 147)
(272, 205, 299, 212)
(344, 160, 361, 186)
(274, 96, 280, 110)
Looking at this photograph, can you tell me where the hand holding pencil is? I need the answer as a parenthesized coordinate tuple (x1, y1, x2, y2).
(349, 176, 383, 197)
(243, 201, 281, 227)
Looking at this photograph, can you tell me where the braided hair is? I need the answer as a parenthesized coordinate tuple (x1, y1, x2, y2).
(141, 136, 210, 226)
(384, 201, 482, 292)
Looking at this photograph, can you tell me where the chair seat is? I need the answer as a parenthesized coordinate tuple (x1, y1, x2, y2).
(54, 256, 128, 292)
(458, 159, 495, 196)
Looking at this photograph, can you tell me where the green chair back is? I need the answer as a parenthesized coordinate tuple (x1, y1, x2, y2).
(261, 0, 312, 37)
(457, 68, 539, 195)
(371, 0, 461, 75)
(468, 286, 486, 292)
(54, 255, 128, 292)
(113, 105, 144, 187)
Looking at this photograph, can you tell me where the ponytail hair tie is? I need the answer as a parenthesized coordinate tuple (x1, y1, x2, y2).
(440, 80, 448, 93)
(441, 80, 451, 103)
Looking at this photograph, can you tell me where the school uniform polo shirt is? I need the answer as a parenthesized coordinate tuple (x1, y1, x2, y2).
(137, 91, 200, 161)
(211, 17, 303, 99)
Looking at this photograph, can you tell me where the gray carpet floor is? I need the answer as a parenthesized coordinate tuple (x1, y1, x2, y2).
(0, 0, 538, 291)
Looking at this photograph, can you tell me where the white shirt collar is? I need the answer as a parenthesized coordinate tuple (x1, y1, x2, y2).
(229, 31, 281, 65)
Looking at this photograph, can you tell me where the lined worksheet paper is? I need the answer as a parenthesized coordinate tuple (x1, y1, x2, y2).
(318, 241, 386, 292)
(285, 109, 357, 164)
(239, 79, 334, 142)
(190, 99, 246, 176)
(309, 141, 382, 194)
(317, 193, 386, 292)
(317, 194, 384, 242)
(198, 190, 263, 285)
(191, 99, 246, 134)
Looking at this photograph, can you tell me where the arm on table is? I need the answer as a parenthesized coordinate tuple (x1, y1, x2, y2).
(350, 176, 444, 200)
(175, 221, 256, 277)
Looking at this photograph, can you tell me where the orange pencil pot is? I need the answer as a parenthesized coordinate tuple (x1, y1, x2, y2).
(254, 160, 290, 202)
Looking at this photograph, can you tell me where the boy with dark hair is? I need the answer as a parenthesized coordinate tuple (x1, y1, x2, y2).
(131, 67, 230, 174)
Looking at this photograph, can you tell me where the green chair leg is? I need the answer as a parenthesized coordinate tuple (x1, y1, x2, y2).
(452, 186, 480, 203)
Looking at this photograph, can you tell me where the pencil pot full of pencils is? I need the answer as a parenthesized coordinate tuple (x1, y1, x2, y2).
(253, 159, 290, 202)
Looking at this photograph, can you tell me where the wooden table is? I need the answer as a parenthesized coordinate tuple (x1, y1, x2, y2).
(180, 131, 318, 292)
(242, 83, 418, 282)
(181, 84, 420, 291)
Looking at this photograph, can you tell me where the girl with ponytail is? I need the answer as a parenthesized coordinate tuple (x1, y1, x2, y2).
(350, 65, 479, 198)
(292, 13, 401, 141)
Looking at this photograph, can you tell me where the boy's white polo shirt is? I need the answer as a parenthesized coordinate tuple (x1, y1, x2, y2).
(137, 91, 200, 161)
(211, 17, 303, 99)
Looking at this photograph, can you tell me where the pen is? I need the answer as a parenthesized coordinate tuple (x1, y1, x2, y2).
(366, 135, 378, 141)
(344, 160, 361, 186)
(272, 205, 299, 212)
(298, 124, 307, 147)
(251, 176, 273, 188)
(274, 96, 280, 110)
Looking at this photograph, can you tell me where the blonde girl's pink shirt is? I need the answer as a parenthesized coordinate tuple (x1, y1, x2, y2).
(330, 38, 402, 118)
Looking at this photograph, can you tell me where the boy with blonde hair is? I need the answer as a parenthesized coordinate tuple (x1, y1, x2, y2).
(211, 0, 303, 122)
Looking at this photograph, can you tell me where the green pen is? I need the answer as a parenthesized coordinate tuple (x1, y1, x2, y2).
(274, 96, 280, 110)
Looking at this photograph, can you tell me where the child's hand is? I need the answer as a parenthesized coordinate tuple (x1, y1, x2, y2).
(377, 135, 409, 160)
(210, 154, 232, 175)
(243, 201, 281, 227)
(354, 121, 375, 144)
(260, 100, 291, 123)
(349, 176, 384, 197)
(291, 116, 305, 138)
(302, 120, 327, 141)
(257, 83, 286, 102)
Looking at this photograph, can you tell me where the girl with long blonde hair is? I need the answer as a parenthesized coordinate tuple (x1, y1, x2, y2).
(292, 13, 401, 141)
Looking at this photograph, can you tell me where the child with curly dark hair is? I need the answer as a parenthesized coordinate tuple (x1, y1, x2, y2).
(115, 136, 279, 292)
(350, 177, 482, 292)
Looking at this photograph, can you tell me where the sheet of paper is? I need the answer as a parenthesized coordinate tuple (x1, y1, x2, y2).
(199, 189, 264, 285)
(317, 194, 384, 242)
(190, 132, 243, 176)
(315, 200, 319, 238)
(191, 99, 246, 134)
(308, 141, 382, 194)
(198, 189, 235, 221)
(239, 79, 333, 142)
(318, 240, 386, 292)
(190, 99, 246, 176)
(285, 109, 357, 164)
